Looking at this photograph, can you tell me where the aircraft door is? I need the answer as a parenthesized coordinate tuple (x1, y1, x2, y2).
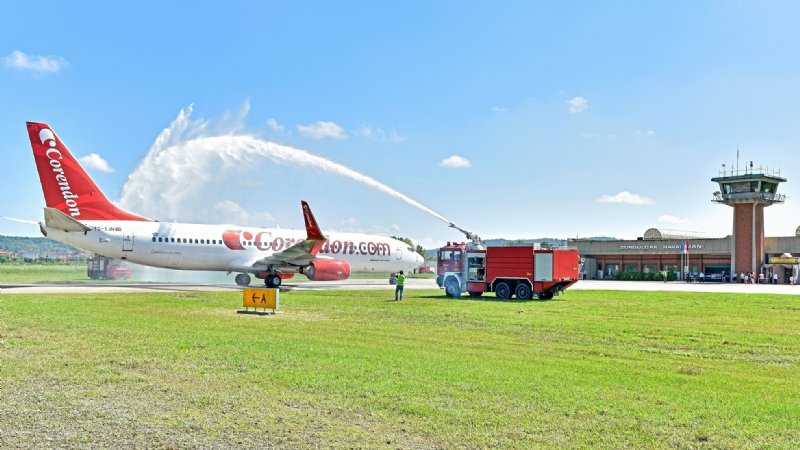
(396, 245, 402, 260)
(122, 232, 134, 252)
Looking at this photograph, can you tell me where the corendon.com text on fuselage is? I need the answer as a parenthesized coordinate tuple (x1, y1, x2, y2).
(217, 229, 392, 255)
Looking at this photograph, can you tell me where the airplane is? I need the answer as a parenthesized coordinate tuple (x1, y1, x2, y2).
(25, 121, 424, 287)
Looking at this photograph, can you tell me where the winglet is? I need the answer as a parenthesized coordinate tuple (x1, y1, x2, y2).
(301, 201, 326, 241)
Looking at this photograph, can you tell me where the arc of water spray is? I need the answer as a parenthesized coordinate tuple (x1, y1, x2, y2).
(120, 106, 477, 241)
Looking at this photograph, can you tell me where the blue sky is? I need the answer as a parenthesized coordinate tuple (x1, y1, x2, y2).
(2, 1, 799, 248)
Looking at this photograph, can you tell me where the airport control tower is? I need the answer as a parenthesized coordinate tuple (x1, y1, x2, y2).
(712, 162, 786, 275)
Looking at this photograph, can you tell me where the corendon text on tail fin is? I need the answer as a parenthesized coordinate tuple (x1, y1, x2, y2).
(26, 122, 153, 222)
(301, 200, 326, 241)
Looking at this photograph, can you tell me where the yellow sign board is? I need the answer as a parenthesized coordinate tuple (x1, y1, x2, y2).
(769, 257, 800, 264)
(243, 288, 280, 310)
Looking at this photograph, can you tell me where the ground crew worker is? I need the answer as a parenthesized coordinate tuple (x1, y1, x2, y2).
(395, 270, 406, 301)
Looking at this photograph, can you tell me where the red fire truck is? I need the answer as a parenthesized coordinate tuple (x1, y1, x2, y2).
(87, 256, 132, 280)
(436, 242, 580, 299)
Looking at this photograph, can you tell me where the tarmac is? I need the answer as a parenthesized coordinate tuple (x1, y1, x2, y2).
(2, 278, 799, 295)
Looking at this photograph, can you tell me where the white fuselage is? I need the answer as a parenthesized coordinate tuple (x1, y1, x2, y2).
(44, 220, 422, 274)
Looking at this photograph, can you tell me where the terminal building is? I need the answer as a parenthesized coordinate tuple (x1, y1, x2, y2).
(570, 164, 800, 282)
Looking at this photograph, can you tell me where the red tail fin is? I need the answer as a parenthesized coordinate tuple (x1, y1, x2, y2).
(27, 122, 153, 221)
(301, 200, 326, 241)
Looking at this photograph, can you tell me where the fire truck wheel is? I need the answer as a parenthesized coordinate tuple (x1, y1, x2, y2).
(495, 282, 511, 300)
(235, 273, 252, 286)
(444, 277, 461, 297)
(515, 283, 532, 300)
(539, 290, 554, 300)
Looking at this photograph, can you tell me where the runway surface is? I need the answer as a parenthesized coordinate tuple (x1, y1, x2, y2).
(2, 278, 800, 295)
(0, 278, 435, 294)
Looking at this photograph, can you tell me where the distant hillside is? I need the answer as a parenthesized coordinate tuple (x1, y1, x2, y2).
(0, 235, 83, 256)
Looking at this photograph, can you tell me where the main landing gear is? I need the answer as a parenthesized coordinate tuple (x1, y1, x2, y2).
(235, 272, 282, 288)
(235, 273, 251, 286)
(264, 274, 282, 288)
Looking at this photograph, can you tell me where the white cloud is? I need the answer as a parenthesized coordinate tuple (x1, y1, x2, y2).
(341, 217, 360, 227)
(78, 153, 115, 173)
(607, 134, 617, 140)
(2, 50, 68, 74)
(567, 96, 588, 114)
(214, 200, 274, 226)
(598, 191, 653, 205)
(266, 118, 285, 132)
(491, 106, 507, 112)
(635, 129, 656, 137)
(439, 155, 471, 169)
(354, 125, 373, 138)
(297, 121, 347, 139)
(658, 214, 690, 224)
(354, 124, 406, 142)
(391, 224, 400, 231)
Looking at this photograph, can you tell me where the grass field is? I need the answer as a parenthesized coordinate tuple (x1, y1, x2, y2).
(0, 263, 87, 283)
(1, 289, 799, 448)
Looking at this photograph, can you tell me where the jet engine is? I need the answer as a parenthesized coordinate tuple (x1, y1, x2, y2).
(302, 259, 351, 281)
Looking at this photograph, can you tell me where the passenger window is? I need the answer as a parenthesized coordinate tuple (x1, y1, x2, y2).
(158, 237, 163, 242)
(152, 237, 156, 242)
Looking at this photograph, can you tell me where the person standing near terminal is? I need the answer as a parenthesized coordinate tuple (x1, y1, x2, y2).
(395, 270, 406, 301)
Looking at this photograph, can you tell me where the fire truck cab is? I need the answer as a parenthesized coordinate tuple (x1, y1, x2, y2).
(436, 242, 579, 300)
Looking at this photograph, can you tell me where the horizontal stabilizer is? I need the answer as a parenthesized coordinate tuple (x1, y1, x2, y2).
(43, 207, 92, 232)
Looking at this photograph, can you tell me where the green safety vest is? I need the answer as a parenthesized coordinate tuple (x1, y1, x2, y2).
(396, 274, 406, 286)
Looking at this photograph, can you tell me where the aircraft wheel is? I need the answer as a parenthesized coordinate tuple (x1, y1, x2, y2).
(515, 283, 532, 300)
(235, 273, 251, 286)
(495, 282, 512, 300)
(265, 274, 282, 288)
